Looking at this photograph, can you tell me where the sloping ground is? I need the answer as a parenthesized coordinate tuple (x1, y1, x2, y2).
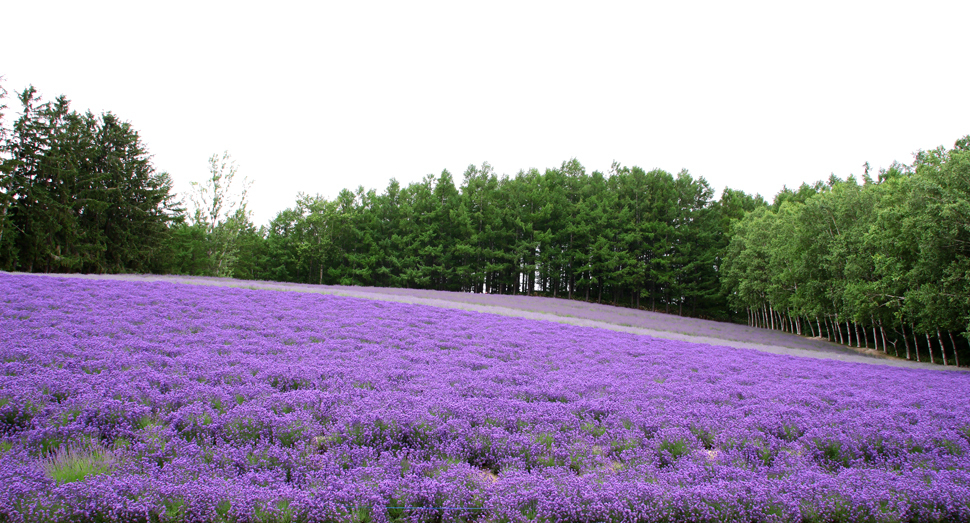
(2, 273, 970, 522)
(19, 273, 953, 370)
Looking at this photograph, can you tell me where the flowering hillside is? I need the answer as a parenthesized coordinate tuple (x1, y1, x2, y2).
(1, 274, 969, 522)
(319, 284, 872, 354)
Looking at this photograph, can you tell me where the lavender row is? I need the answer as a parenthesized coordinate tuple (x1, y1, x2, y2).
(1, 274, 969, 522)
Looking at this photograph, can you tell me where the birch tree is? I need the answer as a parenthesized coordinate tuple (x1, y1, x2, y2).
(189, 151, 252, 277)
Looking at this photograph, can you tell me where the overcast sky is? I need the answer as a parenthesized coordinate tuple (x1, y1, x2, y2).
(4, 1, 969, 226)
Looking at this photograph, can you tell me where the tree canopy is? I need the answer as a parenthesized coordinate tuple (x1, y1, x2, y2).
(720, 139, 970, 365)
(0, 84, 178, 273)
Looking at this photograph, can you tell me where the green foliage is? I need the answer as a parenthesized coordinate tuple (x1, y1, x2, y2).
(658, 438, 690, 467)
(581, 421, 607, 438)
(162, 498, 186, 522)
(276, 420, 308, 448)
(0, 83, 179, 273)
(215, 499, 233, 522)
(226, 416, 268, 444)
(253, 499, 294, 523)
(250, 159, 732, 319)
(811, 437, 853, 470)
(42, 441, 115, 484)
(720, 136, 970, 364)
(186, 151, 255, 277)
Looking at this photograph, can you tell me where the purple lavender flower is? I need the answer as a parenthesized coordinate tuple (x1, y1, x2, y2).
(1, 273, 968, 522)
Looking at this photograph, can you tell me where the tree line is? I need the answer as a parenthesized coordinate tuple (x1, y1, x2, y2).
(248, 161, 759, 320)
(2, 81, 967, 365)
(721, 141, 970, 366)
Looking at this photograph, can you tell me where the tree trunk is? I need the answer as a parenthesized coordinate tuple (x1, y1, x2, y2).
(879, 322, 889, 355)
(949, 331, 960, 367)
(834, 315, 843, 344)
(937, 329, 947, 366)
(910, 323, 920, 362)
(871, 318, 879, 352)
(901, 320, 911, 360)
(845, 319, 853, 347)
(861, 323, 868, 349)
(816, 317, 823, 340)
(925, 332, 935, 364)
(877, 321, 887, 354)
(854, 322, 862, 348)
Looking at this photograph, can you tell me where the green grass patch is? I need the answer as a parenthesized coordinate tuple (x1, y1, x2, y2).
(42, 441, 115, 484)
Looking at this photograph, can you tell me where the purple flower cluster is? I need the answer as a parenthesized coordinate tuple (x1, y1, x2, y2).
(1, 274, 969, 522)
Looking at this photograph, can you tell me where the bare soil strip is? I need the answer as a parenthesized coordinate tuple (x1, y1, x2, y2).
(13, 272, 961, 371)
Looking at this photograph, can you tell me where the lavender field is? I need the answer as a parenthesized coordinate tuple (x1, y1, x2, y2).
(2, 274, 970, 522)
(319, 285, 874, 355)
(76, 274, 889, 358)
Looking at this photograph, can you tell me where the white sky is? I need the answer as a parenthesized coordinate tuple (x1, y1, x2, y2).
(3, 1, 969, 227)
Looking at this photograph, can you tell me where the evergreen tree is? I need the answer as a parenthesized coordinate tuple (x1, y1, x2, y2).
(0, 86, 177, 273)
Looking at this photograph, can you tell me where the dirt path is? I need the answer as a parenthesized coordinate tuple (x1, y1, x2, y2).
(13, 272, 963, 371)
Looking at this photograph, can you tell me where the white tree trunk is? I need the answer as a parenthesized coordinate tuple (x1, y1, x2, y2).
(937, 329, 947, 366)
(879, 321, 889, 355)
(949, 331, 960, 367)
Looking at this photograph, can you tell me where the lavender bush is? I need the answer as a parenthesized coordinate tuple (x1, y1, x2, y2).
(1, 273, 969, 522)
